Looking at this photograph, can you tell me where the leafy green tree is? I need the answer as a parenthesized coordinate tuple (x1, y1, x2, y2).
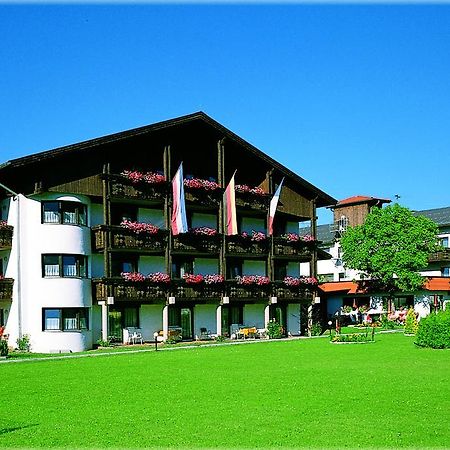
(404, 308, 419, 335)
(340, 204, 439, 295)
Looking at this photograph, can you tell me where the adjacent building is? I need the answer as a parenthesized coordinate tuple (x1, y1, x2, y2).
(0, 112, 336, 352)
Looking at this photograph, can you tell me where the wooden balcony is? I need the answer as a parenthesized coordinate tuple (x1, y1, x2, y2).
(226, 280, 270, 299)
(171, 280, 224, 299)
(172, 234, 221, 255)
(106, 174, 168, 203)
(0, 278, 14, 301)
(225, 236, 268, 257)
(429, 249, 450, 262)
(235, 192, 270, 212)
(271, 281, 314, 302)
(93, 278, 168, 302)
(0, 225, 13, 250)
(92, 225, 167, 253)
(272, 237, 314, 260)
(184, 187, 222, 208)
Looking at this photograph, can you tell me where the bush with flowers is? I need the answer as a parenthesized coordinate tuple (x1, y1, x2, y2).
(283, 276, 318, 287)
(234, 231, 267, 242)
(189, 227, 218, 237)
(184, 177, 220, 191)
(281, 233, 316, 244)
(121, 272, 146, 282)
(147, 272, 171, 284)
(121, 272, 171, 284)
(236, 275, 270, 286)
(121, 170, 166, 185)
(120, 220, 160, 235)
(235, 184, 266, 196)
(183, 274, 204, 285)
(0, 220, 8, 228)
(204, 274, 224, 285)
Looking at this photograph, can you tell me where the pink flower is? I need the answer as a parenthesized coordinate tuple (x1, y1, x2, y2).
(282, 233, 300, 242)
(121, 272, 146, 282)
(121, 170, 166, 185)
(190, 227, 218, 236)
(204, 274, 224, 285)
(120, 220, 159, 235)
(184, 178, 220, 191)
(236, 275, 270, 286)
(147, 272, 171, 284)
(183, 274, 204, 284)
(235, 184, 266, 196)
(0, 220, 8, 228)
(283, 276, 318, 287)
(301, 234, 315, 243)
(251, 231, 266, 242)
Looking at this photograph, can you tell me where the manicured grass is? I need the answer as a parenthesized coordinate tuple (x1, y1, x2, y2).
(1, 334, 449, 448)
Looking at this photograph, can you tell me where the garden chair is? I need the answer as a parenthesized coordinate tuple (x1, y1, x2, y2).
(199, 327, 212, 340)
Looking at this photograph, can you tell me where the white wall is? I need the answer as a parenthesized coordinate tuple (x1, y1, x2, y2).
(138, 208, 165, 228)
(140, 256, 165, 274)
(5, 194, 93, 353)
(140, 304, 164, 340)
(243, 260, 266, 276)
(194, 258, 219, 275)
(287, 304, 301, 335)
(244, 304, 265, 328)
(191, 213, 217, 229)
(194, 304, 217, 336)
(241, 217, 266, 233)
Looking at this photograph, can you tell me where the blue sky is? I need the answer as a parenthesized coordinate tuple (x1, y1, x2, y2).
(1, 3, 449, 223)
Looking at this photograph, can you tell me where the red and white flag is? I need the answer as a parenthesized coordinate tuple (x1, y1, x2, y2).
(268, 178, 284, 235)
(224, 171, 238, 235)
(171, 163, 188, 235)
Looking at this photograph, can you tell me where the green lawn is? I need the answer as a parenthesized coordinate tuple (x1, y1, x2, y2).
(1, 334, 449, 448)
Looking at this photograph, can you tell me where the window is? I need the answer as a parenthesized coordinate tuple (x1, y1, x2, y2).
(440, 237, 449, 248)
(441, 267, 450, 277)
(227, 260, 242, 279)
(172, 257, 194, 279)
(42, 254, 87, 278)
(42, 201, 87, 226)
(43, 308, 89, 331)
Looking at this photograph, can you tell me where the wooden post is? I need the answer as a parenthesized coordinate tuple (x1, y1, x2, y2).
(267, 170, 274, 283)
(217, 138, 226, 278)
(164, 145, 172, 279)
(307, 197, 318, 337)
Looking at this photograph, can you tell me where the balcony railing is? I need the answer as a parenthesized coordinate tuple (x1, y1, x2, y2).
(225, 236, 268, 256)
(272, 237, 314, 260)
(429, 249, 450, 262)
(271, 281, 314, 301)
(172, 234, 221, 254)
(225, 280, 270, 299)
(93, 278, 169, 302)
(235, 192, 270, 211)
(171, 280, 224, 299)
(92, 225, 167, 253)
(0, 278, 14, 301)
(106, 174, 168, 202)
(0, 225, 13, 250)
(184, 187, 222, 208)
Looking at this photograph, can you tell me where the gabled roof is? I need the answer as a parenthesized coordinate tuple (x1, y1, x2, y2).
(414, 206, 450, 227)
(333, 195, 391, 208)
(0, 111, 336, 207)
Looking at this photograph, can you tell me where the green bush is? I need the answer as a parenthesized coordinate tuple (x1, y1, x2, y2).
(404, 308, 419, 335)
(267, 320, 283, 339)
(331, 333, 372, 343)
(310, 322, 322, 336)
(415, 310, 450, 349)
(16, 334, 31, 352)
(214, 335, 226, 342)
(380, 314, 396, 330)
(96, 338, 112, 347)
(0, 339, 8, 357)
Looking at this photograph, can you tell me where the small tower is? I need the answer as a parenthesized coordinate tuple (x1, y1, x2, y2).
(331, 196, 391, 237)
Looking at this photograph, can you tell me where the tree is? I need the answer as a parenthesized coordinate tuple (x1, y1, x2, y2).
(340, 204, 439, 295)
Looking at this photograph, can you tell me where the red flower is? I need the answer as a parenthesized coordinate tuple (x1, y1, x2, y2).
(120, 220, 160, 235)
(183, 274, 204, 284)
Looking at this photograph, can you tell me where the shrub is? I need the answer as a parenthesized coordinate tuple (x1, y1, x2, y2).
(97, 338, 112, 347)
(16, 334, 31, 352)
(214, 335, 226, 342)
(380, 314, 396, 330)
(415, 310, 450, 349)
(0, 339, 8, 357)
(310, 322, 322, 336)
(165, 337, 179, 345)
(267, 320, 283, 339)
(331, 333, 372, 343)
(404, 308, 419, 335)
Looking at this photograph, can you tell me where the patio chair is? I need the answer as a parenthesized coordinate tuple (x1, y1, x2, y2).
(199, 327, 212, 340)
(129, 328, 143, 344)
